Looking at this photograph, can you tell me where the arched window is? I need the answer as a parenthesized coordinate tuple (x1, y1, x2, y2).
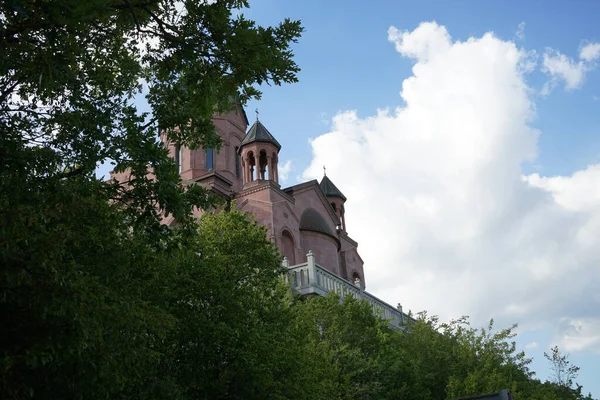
(259, 150, 268, 180)
(248, 151, 255, 181)
(331, 202, 337, 212)
(352, 272, 361, 288)
(234, 147, 241, 178)
(206, 148, 214, 170)
(281, 230, 295, 265)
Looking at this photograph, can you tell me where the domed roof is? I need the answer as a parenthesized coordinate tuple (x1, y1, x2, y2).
(299, 208, 335, 236)
(240, 120, 281, 150)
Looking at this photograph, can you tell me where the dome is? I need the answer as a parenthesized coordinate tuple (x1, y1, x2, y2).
(299, 208, 335, 237)
(240, 120, 281, 150)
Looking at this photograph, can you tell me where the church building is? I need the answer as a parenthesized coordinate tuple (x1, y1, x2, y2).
(112, 105, 407, 327)
(160, 106, 366, 287)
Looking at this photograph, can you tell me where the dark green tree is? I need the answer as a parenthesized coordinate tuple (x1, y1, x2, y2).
(1, 0, 302, 398)
(144, 209, 326, 399)
(1, 0, 302, 231)
(294, 293, 396, 400)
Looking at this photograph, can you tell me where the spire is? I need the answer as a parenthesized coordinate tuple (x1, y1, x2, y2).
(240, 119, 282, 150)
(319, 175, 346, 202)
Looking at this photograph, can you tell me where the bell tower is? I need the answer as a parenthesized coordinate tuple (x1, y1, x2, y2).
(238, 115, 281, 186)
(319, 172, 347, 232)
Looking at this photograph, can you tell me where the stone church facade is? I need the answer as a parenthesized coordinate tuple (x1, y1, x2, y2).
(163, 106, 366, 287)
(111, 105, 410, 327)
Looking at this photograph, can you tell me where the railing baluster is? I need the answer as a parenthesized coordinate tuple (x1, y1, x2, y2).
(285, 258, 404, 329)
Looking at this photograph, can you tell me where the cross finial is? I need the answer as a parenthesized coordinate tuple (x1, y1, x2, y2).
(323, 165, 326, 177)
(255, 108, 259, 121)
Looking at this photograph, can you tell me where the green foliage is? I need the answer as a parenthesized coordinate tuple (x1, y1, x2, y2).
(294, 293, 395, 399)
(294, 300, 597, 400)
(545, 346, 580, 388)
(1, 0, 303, 398)
(0, 172, 176, 398)
(1, 0, 303, 231)
(143, 210, 313, 399)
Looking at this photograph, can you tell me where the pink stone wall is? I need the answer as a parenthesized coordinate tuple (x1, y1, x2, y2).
(112, 108, 369, 287)
(160, 108, 247, 191)
(300, 231, 340, 274)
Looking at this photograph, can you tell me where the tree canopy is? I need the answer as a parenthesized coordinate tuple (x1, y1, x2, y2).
(1, 0, 303, 232)
(293, 297, 596, 400)
(1, 0, 303, 398)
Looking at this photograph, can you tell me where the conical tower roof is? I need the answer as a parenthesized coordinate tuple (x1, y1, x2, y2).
(319, 175, 347, 202)
(240, 120, 281, 150)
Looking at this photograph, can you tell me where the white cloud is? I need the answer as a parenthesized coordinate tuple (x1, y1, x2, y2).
(516, 22, 526, 41)
(580, 42, 600, 62)
(388, 22, 451, 62)
(525, 341, 539, 349)
(542, 50, 586, 92)
(525, 165, 600, 212)
(303, 22, 600, 351)
(541, 42, 600, 93)
(278, 160, 293, 183)
(557, 318, 600, 353)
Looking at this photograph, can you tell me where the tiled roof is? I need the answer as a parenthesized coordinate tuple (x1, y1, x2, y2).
(319, 175, 347, 201)
(240, 120, 281, 150)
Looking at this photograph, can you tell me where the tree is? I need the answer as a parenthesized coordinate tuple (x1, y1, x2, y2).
(545, 346, 580, 389)
(294, 293, 395, 400)
(1, 1, 302, 398)
(134, 208, 323, 399)
(1, 0, 303, 231)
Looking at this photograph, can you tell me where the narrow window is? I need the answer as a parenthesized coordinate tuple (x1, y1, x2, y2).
(206, 148, 214, 170)
(175, 146, 183, 173)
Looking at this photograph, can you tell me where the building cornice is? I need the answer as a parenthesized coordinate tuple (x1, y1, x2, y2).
(188, 171, 234, 199)
(235, 180, 296, 204)
(284, 180, 340, 228)
(340, 232, 359, 248)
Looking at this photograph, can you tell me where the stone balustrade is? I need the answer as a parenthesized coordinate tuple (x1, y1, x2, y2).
(283, 251, 411, 330)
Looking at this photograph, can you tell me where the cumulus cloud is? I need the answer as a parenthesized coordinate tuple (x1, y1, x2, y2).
(303, 22, 600, 351)
(542, 50, 587, 92)
(278, 160, 293, 183)
(541, 41, 600, 93)
(580, 42, 600, 62)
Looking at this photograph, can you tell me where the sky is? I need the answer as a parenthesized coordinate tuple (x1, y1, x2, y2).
(239, 0, 600, 397)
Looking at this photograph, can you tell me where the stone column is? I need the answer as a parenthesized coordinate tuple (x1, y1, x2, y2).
(265, 155, 271, 180)
(307, 250, 317, 287)
(244, 156, 250, 183)
(241, 159, 246, 184)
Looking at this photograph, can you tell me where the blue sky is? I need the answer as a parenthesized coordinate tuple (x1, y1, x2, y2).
(243, 0, 600, 179)
(240, 0, 600, 397)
